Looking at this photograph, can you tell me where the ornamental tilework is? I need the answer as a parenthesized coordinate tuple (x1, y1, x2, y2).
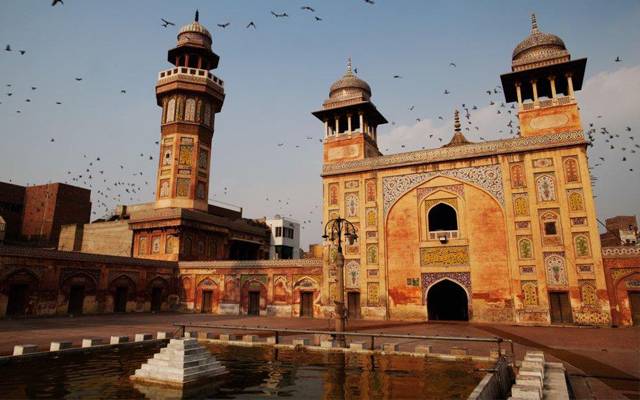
(346, 261, 360, 289)
(416, 185, 464, 204)
(533, 158, 554, 168)
(535, 174, 556, 202)
(345, 193, 359, 218)
(518, 237, 533, 259)
(574, 311, 610, 326)
(577, 264, 593, 273)
(422, 272, 471, 293)
(510, 163, 526, 188)
(179, 144, 193, 166)
(579, 280, 598, 306)
(345, 180, 359, 189)
(545, 253, 568, 286)
(521, 281, 539, 306)
(159, 180, 170, 197)
(382, 164, 503, 216)
(516, 221, 531, 230)
(567, 190, 584, 212)
(365, 179, 376, 202)
(574, 234, 591, 257)
(367, 282, 380, 306)
(610, 268, 636, 282)
(571, 217, 587, 226)
(366, 244, 378, 265)
(513, 194, 529, 217)
(366, 208, 377, 227)
(176, 178, 190, 197)
(420, 246, 469, 266)
(328, 183, 339, 206)
(424, 198, 458, 212)
(563, 157, 580, 183)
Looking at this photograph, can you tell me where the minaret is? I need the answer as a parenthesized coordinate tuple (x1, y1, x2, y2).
(500, 14, 586, 137)
(154, 11, 225, 211)
(312, 59, 387, 164)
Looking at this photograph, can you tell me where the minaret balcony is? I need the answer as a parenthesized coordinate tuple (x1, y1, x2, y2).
(520, 94, 575, 111)
(157, 67, 224, 89)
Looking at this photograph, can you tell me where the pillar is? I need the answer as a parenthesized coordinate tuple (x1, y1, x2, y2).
(324, 119, 329, 137)
(566, 74, 575, 98)
(359, 113, 364, 134)
(548, 76, 557, 99)
(515, 82, 523, 108)
(531, 80, 538, 102)
(335, 117, 340, 135)
(185, 54, 190, 69)
(347, 114, 352, 134)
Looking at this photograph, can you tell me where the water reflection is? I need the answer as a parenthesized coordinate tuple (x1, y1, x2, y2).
(0, 343, 488, 399)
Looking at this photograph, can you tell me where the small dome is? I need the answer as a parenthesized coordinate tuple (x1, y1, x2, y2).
(512, 14, 569, 70)
(178, 21, 211, 40)
(328, 59, 371, 100)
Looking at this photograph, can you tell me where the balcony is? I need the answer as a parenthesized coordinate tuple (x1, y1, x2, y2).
(428, 230, 458, 241)
(520, 95, 574, 111)
(157, 67, 224, 88)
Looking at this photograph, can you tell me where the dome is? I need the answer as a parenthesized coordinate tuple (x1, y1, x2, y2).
(178, 21, 211, 40)
(511, 14, 569, 70)
(328, 59, 371, 100)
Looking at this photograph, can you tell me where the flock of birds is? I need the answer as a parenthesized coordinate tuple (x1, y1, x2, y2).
(1, 1, 637, 232)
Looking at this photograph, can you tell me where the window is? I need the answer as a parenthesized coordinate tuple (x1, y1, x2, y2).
(428, 203, 458, 232)
(275, 227, 282, 237)
(283, 227, 294, 239)
(544, 222, 557, 235)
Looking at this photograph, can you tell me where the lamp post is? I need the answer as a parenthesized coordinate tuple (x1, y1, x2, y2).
(322, 216, 358, 348)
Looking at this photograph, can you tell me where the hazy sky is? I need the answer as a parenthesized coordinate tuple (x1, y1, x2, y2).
(1, 1, 639, 248)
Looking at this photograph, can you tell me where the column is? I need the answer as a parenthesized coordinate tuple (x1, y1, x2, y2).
(197, 57, 202, 69)
(531, 80, 538, 103)
(184, 54, 190, 69)
(324, 119, 329, 138)
(347, 114, 352, 134)
(566, 74, 575, 98)
(335, 117, 340, 135)
(359, 113, 364, 134)
(515, 82, 523, 109)
(373, 126, 377, 141)
(548, 75, 557, 99)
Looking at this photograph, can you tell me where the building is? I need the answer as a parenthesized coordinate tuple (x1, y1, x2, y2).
(58, 12, 271, 262)
(0, 181, 91, 247)
(602, 246, 640, 326)
(264, 215, 301, 259)
(600, 215, 639, 247)
(314, 14, 611, 325)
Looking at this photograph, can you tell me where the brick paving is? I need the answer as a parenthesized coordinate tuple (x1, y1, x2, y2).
(1, 313, 638, 399)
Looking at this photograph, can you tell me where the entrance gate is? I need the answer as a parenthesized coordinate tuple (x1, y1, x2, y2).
(549, 292, 573, 324)
(628, 292, 640, 326)
(151, 287, 162, 312)
(6, 284, 28, 316)
(248, 291, 260, 316)
(114, 287, 128, 313)
(427, 280, 469, 321)
(347, 292, 360, 319)
(201, 290, 213, 313)
(300, 292, 313, 317)
(68, 285, 85, 315)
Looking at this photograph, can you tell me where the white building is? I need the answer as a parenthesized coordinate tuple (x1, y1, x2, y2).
(265, 215, 300, 259)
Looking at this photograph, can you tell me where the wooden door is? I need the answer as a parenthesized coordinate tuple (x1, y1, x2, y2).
(549, 292, 573, 324)
(151, 287, 162, 312)
(201, 290, 212, 313)
(347, 292, 360, 319)
(300, 292, 313, 317)
(6, 284, 28, 316)
(114, 287, 128, 313)
(68, 285, 85, 315)
(629, 292, 640, 326)
(248, 291, 260, 315)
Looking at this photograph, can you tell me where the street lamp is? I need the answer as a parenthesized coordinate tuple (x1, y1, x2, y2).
(322, 216, 358, 348)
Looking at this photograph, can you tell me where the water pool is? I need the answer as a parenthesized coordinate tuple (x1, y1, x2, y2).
(0, 343, 489, 399)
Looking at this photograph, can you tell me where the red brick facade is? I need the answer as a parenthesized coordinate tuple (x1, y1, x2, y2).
(602, 247, 640, 326)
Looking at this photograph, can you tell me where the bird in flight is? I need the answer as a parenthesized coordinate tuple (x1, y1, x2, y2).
(121, 89, 126, 94)
(56, 101, 62, 105)
(19, 50, 26, 55)
(161, 18, 175, 28)
(217, 22, 230, 29)
(449, 62, 456, 67)
(615, 56, 622, 62)
(364, 0, 375, 4)
(271, 11, 289, 18)
(75, 77, 83, 81)
(315, 16, 323, 21)
(5, 45, 11, 52)
(51, 0, 63, 6)
(393, 75, 402, 79)
(444, 89, 450, 94)
(246, 21, 256, 29)
(301, 6, 315, 12)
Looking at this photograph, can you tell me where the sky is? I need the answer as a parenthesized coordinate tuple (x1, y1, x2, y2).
(1, 0, 639, 248)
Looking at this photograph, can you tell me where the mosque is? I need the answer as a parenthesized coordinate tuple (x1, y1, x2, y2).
(2, 13, 638, 326)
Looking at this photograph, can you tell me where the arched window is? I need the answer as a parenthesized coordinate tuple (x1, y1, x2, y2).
(428, 203, 458, 232)
(166, 98, 176, 123)
(185, 98, 196, 121)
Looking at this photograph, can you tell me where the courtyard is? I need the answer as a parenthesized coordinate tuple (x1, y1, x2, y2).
(0, 313, 638, 399)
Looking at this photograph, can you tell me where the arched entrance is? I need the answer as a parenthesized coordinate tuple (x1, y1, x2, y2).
(427, 279, 468, 321)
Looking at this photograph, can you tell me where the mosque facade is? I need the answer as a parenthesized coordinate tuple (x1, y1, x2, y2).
(315, 15, 612, 325)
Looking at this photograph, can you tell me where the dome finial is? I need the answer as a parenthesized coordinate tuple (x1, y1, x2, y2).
(531, 13, 538, 33)
(195, 9, 200, 22)
(346, 57, 353, 74)
(454, 109, 461, 132)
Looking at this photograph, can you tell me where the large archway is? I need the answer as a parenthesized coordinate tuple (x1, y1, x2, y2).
(427, 279, 468, 321)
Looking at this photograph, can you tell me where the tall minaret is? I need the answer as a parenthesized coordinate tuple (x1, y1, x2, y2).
(312, 59, 387, 164)
(155, 11, 225, 211)
(500, 14, 586, 137)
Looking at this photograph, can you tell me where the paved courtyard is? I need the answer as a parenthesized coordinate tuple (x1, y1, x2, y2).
(0, 313, 638, 399)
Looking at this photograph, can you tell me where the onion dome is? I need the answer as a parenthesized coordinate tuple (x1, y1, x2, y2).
(511, 14, 569, 71)
(443, 110, 472, 147)
(177, 10, 212, 48)
(328, 58, 372, 101)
